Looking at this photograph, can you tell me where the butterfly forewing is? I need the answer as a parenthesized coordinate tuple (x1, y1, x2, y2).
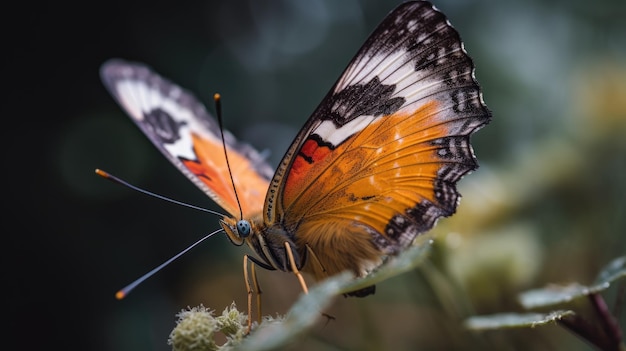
(264, 1, 491, 280)
(100, 60, 273, 218)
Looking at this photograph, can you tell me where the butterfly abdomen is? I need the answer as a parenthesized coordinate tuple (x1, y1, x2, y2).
(295, 219, 384, 280)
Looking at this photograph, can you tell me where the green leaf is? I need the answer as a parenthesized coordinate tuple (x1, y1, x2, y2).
(518, 255, 626, 310)
(464, 310, 576, 330)
(518, 283, 601, 309)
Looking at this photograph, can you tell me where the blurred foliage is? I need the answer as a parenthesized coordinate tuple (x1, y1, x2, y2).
(466, 256, 625, 351)
(7, 0, 625, 350)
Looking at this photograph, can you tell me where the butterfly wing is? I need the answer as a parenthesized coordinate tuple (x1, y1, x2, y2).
(100, 60, 273, 218)
(265, 1, 491, 280)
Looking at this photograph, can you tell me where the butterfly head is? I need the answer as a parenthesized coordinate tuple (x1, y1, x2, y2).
(220, 217, 247, 246)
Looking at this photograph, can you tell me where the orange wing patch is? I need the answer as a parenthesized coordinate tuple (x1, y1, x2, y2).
(182, 133, 269, 218)
(284, 100, 445, 214)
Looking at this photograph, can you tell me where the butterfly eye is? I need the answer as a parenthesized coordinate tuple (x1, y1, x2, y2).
(236, 220, 251, 238)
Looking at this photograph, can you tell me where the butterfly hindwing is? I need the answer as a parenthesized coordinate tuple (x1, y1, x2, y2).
(265, 1, 491, 280)
(100, 60, 273, 218)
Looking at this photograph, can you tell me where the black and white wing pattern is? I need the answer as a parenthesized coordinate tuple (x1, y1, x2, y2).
(101, 60, 274, 218)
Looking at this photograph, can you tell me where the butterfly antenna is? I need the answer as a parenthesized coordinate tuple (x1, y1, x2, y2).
(95, 169, 226, 217)
(213, 93, 244, 220)
(115, 228, 224, 299)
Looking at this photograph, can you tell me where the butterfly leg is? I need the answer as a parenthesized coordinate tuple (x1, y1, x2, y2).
(243, 255, 260, 334)
(305, 244, 327, 274)
(243, 254, 277, 332)
(250, 262, 263, 324)
(284, 242, 309, 294)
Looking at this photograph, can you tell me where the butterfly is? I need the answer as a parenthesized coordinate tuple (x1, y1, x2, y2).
(100, 0, 491, 326)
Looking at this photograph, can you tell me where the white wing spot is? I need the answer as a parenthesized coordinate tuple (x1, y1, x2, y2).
(314, 115, 377, 146)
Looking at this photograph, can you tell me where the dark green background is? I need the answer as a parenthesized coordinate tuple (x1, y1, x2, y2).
(7, 0, 625, 350)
